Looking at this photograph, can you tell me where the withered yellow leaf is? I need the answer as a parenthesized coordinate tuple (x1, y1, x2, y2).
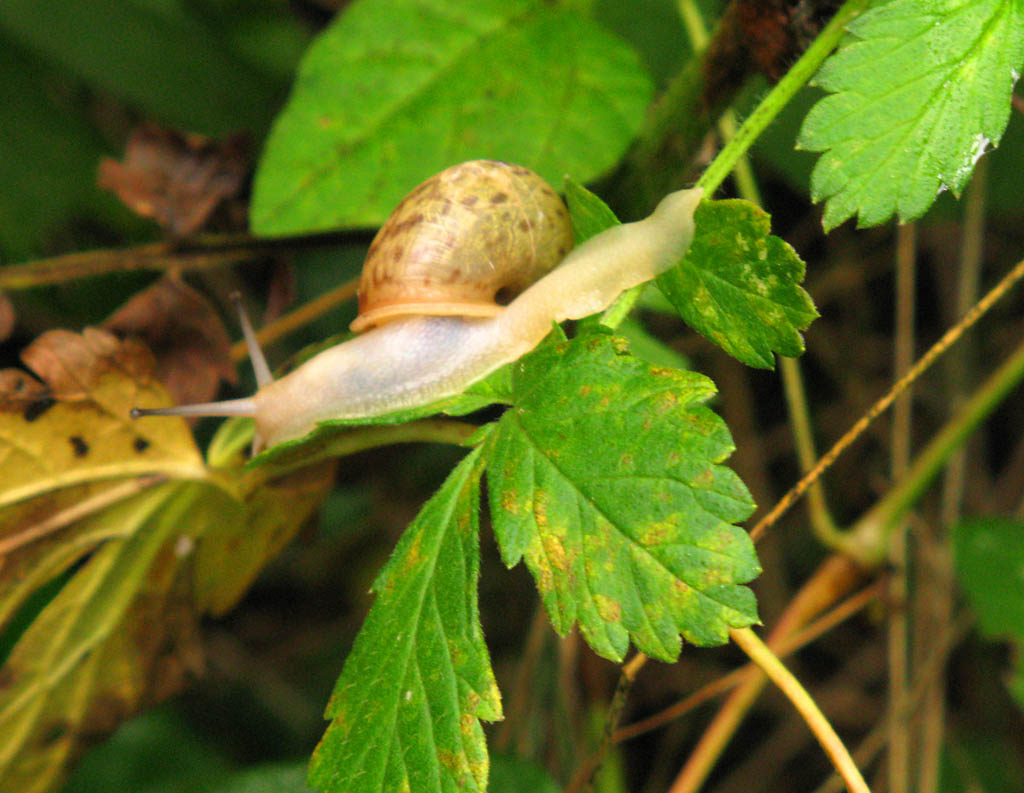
(0, 329, 335, 791)
(0, 327, 205, 511)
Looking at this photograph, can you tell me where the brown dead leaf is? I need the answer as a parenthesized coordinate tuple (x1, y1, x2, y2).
(0, 294, 14, 341)
(97, 124, 249, 237)
(103, 275, 237, 407)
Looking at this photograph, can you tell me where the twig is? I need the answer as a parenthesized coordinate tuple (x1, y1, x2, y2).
(563, 653, 648, 793)
(751, 254, 1024, 547)
(615, 579, 884, 743)
(0, 230, 353, 291)
(229, 276, 360, 362)
(727, 627, 870, 793)
(781, 356, 842, 546)
(663, 555, 863, 793)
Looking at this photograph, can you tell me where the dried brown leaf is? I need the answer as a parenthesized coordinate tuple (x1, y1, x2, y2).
(97, 124, 249, 237)
(103, 275, 236, 406)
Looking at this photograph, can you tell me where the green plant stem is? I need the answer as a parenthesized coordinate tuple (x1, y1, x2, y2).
(605, 0, 865, 331)
(728, 627, 870, 793)
(247, 419, 481, 482)
(752, 254, 1024, 544)
(682, 0, 837, 547)
(847, 327, 1024, 565)
(780, 357, 843, 545)
(696, 0, 870, 198)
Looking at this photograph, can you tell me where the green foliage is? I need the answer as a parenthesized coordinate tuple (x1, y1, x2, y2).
(657, 200, 818, 369)
(0, 38, 116, 260)
(798, 0, 1024, 229)
(0, 0, 295, 136)
(487, 330, 759, 661)
(564, 178, 622, 243)
(250, 0, 652, 235)
(488, 755, 560, 793)
(953, 516, 1024, 708)
(11, 0, 1023, 790)
(308, 447, 501, 793)
(953, 517, 1024, 638)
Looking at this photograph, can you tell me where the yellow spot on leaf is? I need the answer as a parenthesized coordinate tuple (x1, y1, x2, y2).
(595, 594, 622, 623)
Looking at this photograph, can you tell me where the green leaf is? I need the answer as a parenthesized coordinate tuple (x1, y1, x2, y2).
(564, 177, 620, 243)
(797, 0, 1024, 229)
(616, 317, 691, 370)
(657, 200, 817, 369)
(489, 754, 560, 793)
(0, 0, 285, 135)
(309, 446, 501, 793)
(486, 331, 759, 662)
(953, 517, 1024, 638)
(251, 0, 652, 235)
(0, 36, 112, 260)
(953, 516, 1024, 710)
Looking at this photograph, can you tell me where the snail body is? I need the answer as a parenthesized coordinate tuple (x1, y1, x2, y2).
(132, 161, 702, 451)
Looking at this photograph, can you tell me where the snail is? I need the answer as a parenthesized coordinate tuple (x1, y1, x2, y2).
(132, 160, 702, 451)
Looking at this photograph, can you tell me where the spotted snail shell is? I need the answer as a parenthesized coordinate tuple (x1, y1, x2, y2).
(350, 160, 575, 332)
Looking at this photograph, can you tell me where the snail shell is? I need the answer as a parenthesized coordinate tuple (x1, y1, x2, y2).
(351, 160, 574, 331)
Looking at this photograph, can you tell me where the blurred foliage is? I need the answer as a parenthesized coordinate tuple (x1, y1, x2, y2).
(0, 0, 1021, 792)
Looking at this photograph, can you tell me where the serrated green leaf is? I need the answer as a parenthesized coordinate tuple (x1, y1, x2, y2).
(797, 0, 1024, 229)
(657, 200, 817, 369)
(953, 517, 1024, 639)
(616, 317, 691, 370)
(309, 446, 501, 793)
(251, 0, 652, 235)
(564, 177, 620, 243)
(486, 331, 759, 662)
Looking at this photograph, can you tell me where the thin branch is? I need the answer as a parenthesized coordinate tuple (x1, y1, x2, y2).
(0, 230, 354, 291)
(615, 579, 884, 743)
(727, 627, 870, 793)
(780, 356, 842, 546)
(564, 653, 648, 793)
(665, 555, 864, 793)
(751, 254, 1024, 549)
